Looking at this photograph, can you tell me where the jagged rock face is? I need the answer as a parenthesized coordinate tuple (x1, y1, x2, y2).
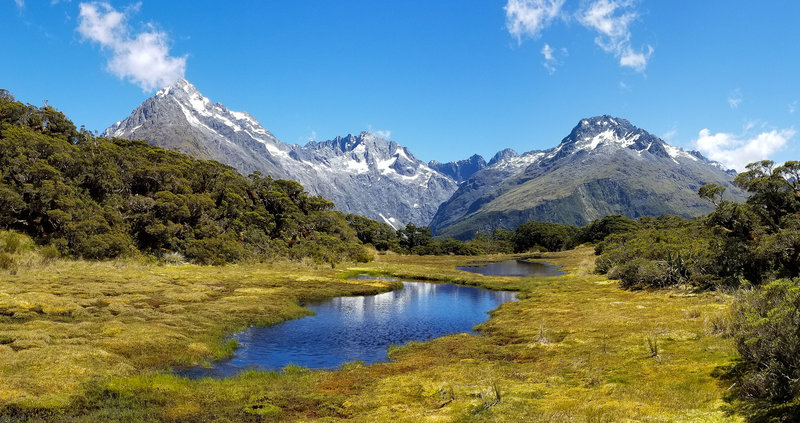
(428, 154, 487, 183)
(104, 79, 458, 227)
(287, 132, 459, 228)
(430, 115, 747, 239)
(105, 79, 289, 178)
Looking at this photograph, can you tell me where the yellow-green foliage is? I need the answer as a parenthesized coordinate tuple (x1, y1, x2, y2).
(0, 246, 741, 421)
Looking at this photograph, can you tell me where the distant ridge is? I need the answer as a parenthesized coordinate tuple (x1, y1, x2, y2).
(428, 155, 487, 183)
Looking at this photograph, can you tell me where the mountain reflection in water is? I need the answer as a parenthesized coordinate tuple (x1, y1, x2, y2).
(180, 281, 516, 378)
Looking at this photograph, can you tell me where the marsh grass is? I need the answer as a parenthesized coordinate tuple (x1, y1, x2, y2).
(0, 241, 742, 422)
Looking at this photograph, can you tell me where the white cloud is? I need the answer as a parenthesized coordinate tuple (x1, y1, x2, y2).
(693, 127, 795, 171)
(577, 0, 653, 72)
(789, 101, 797, 114)
(373, 129, 392, 139)
(728, 88, 742, 109)
(77, 2, 186, 92)
(504, 0, 565, 41)
(661, 128, 677, 142)
(541, 43, 566, 73)
(541, 43, 554, 61)
(14, 0, 24, 7)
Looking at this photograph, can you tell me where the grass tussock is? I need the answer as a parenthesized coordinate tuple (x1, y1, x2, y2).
(0, 240, 742, 422)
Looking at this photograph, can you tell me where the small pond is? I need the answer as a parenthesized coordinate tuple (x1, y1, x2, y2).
(457, 259, 565, 277)
(180, 279, 517, 378)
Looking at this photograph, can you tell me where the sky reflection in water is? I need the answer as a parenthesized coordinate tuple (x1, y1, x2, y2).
(182, 281, 516, 378)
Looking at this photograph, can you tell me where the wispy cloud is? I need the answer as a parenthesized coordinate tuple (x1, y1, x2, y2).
(727, 88, 742, 109)
(504, 0, 565, 41)
(504, 0, 653, 72)
(661, 127, 677, 142)
(577, 0, 653, 72)
(14, 0, 24, 8)
(789, 101, 797, 114)
(693, 126, 795, 171)
(373, 130, 392, 139)
(541, 43, 567, 73)
(77, 2, 186, 92)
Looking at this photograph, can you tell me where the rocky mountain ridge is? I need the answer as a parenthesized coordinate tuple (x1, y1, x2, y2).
(430, 115, 746, 239)
(104, 79, 458, 227)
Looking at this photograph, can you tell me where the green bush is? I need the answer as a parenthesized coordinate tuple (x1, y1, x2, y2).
(0, 252, 14, 270)
(577, 214, 639, 244)
(730, 278, 800, 403)
(1, 232, 21, 253)
(185, 235, 247, 265)
(595, 216, 721, 289)
(513, 221, 578, 253)
(39, 245, 60, 263)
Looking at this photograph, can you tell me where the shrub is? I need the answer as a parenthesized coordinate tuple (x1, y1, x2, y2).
(1, 232, 21, 253)
(595, 217, 722, 289)
(0, 253, 14, 270)
(39, 245, 60, 263)
(730, 278, 800, 403)
(161, 251, 186, 265)
(185, 235, 247, 265)
(577, 215, 639, 244)
(513, 221, 578, 253)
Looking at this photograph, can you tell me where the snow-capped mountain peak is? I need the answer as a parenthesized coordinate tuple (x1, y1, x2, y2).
(430, 115, 746, 239)
(546, 115, 721, 167)
(104, 80, 458, 226)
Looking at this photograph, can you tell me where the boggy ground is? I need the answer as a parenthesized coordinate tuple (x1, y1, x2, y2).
(0, 247, 740, 422)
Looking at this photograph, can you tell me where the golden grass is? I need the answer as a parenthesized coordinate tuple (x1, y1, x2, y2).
(0, 242, 742, 422)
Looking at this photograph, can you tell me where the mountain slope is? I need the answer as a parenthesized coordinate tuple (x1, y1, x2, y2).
(104, 79, 457, 226)
(287, 132, 457, 227)
(431, 116, 747, 239)
(105, 80, 289, 178)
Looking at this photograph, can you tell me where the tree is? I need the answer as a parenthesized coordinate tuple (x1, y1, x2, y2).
(513, 221, 578, 252)
(397, 223, 433, 252)
(577, 214, 639, 244)
(698, 184, 726, 207)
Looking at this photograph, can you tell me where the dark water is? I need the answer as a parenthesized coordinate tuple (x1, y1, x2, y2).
(180, 281, 517, 378)
(457, 259, 565, 277)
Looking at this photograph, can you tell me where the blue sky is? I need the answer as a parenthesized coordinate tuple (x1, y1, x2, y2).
(3, 1, 798, 170)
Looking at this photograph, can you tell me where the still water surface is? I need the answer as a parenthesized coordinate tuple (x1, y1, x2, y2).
(457, 259, 565, 277)
(181, 280, 517, 378)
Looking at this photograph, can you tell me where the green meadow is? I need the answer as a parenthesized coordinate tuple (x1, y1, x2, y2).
(0, 243, 741, 422)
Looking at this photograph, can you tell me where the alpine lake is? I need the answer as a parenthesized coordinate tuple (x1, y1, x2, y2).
(181, 259, 562, 377)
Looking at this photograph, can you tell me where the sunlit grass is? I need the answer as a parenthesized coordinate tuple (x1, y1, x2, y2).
(0, 235, 741, 421)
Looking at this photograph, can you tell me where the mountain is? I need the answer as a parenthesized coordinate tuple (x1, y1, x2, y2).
(285, 132, 458, 228)
(430, 115, 747, 239)
(104, 79, 458, 227)
(428, 154, 487, 183)
(105, 80, 289, 178)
